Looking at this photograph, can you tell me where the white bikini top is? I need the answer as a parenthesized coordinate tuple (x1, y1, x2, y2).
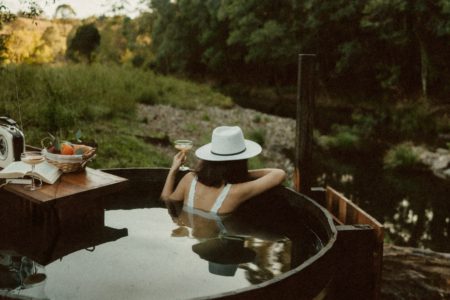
(186, 177, 232, 214)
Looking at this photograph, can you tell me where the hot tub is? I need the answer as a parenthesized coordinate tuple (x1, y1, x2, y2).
(0, 168, 337, 300)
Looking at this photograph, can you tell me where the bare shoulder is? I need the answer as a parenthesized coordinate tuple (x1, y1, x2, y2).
(180, 171, 195, 186)
(167, 172, 196, 201)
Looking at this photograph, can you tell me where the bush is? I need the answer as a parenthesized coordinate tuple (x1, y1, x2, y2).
(383, 142, 423, 170)
(316, 125, 360, 152)
(388, 102, 437, 141)
(247, 128, 266, 147)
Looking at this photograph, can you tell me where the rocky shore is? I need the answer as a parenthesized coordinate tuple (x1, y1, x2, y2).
(382, 244, 450, 299)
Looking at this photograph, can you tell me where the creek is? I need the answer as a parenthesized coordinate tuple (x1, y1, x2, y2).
(312, 146, 450, 253)
(232, 93, 450, 252)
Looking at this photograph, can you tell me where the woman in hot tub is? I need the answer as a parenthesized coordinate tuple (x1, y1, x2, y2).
(161, 126, 286, 214)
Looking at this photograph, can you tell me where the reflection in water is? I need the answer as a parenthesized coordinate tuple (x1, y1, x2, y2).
(314, 151, 450, 252)
(167, 203, 293, 282)
(0, 195, 127, 299)
(0, 254, 48, 299)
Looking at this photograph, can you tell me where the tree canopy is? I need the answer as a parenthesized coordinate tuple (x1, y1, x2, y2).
(150, 0, 450, 101)
(67, 23, 101, 63)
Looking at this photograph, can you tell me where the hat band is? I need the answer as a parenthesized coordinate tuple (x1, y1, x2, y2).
(211, 147, 246, 156)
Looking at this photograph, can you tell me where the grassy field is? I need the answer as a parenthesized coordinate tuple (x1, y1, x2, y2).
(0, 64, 233, 168)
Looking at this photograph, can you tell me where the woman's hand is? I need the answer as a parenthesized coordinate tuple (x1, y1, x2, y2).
(170, 151, 187, 172)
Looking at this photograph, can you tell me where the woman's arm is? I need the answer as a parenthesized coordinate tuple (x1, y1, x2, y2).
(248, 169, 285, 180)
(234, 168, 286, 203)
(160, 152, 187, 201)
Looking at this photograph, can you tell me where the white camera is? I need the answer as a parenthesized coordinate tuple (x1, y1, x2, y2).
(0, 117, 25, 169)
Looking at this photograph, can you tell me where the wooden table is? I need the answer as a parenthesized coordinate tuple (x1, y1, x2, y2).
(1, 168, 129, 265)
(4, 167, 128, 205)
(2, 168, 128, 227)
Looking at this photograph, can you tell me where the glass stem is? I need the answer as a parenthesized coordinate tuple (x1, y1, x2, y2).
(31, 164, 35, 190)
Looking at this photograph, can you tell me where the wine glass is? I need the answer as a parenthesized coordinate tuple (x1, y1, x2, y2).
(20, 151, 45, 191)
(174, 140, 193, 171)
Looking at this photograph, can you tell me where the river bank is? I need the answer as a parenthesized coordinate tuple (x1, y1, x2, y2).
(382, 244, 450, 299)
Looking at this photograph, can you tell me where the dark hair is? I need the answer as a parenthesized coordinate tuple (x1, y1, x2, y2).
(195, 159, 249, 187)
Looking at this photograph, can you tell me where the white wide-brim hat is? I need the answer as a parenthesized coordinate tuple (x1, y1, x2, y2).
(195, 126, 262, 161)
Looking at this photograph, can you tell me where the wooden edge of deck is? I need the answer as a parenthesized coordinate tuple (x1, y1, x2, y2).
(325, 185, 384, 300)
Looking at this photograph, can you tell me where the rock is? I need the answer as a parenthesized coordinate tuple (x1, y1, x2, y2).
(436, 148, 450, 155)
(382, 244, 450, 300)
(420, 151, 439, 167)
(444, 168, 450, 178)
(432, 155, 450, 170)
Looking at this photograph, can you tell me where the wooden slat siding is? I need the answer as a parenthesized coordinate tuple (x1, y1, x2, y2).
(325, 188, 344, 225)
(338, 195, 347, 222)
(326, 186, 384, 300)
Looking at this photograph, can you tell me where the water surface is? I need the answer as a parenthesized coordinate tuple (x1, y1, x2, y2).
(0, 191, 322, 300)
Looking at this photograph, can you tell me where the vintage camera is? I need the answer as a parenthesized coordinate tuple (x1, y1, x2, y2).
(0, 117, 25, 169)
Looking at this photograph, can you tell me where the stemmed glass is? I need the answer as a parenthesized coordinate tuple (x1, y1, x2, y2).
(20, 151, 45, 191)
(174, 140, 193, 171)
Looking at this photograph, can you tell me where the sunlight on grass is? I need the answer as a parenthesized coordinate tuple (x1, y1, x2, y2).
(0, 64, 232, 168)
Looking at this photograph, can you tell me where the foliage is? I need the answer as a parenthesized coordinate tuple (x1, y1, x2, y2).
(383, 102, 437, 142)
(247, 128, 266, 147)
(0, 64, 232, 167)
(0, 17, 72, 64)
(66, 23, 101, 63)
(316, 125, 361, 152)
(315, 111, 379, 152)
(149, 0, 450, 101)
(383, 142, 423, 170)
(0, 4, 16, 64)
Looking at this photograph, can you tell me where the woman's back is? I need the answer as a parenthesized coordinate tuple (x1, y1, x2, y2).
(160, 126, 286, 214)
(185, 173, 232, 214)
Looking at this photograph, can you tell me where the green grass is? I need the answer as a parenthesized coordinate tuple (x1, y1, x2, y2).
(0, 64, 233, 168)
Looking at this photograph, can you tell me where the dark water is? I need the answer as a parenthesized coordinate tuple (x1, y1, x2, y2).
(313, 150, 450, 252)
(0, 192, 322, 300)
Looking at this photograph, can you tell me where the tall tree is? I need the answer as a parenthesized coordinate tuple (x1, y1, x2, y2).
(67, 23, 101, 63)
(362, 0, 450, 99)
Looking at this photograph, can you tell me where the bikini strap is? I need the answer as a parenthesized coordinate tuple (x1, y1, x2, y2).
(210, 183, 232, 214)
(187, 176, 197, 208)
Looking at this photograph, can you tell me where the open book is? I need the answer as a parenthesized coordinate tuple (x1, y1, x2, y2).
(0, 161, 62, 184)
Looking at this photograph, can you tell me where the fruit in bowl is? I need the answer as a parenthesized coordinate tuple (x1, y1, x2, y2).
(42, 132, 95, 156)
(41, 132, 96, 173)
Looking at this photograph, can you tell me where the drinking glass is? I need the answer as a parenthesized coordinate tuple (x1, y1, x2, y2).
(20, 151, 45, 191)
(174, 140, 193, 171)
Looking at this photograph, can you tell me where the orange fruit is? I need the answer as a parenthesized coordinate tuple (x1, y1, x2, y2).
(61, 143, 74, 155)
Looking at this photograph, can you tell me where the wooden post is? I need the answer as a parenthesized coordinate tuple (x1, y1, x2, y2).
(294, 54, 316, 196)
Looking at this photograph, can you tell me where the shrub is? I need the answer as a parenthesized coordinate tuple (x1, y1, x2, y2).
(247, 128, 266, 147)
(388, 102, 436, 140)
(316, 125, 360, 152)
(383, 142, 423, 170)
